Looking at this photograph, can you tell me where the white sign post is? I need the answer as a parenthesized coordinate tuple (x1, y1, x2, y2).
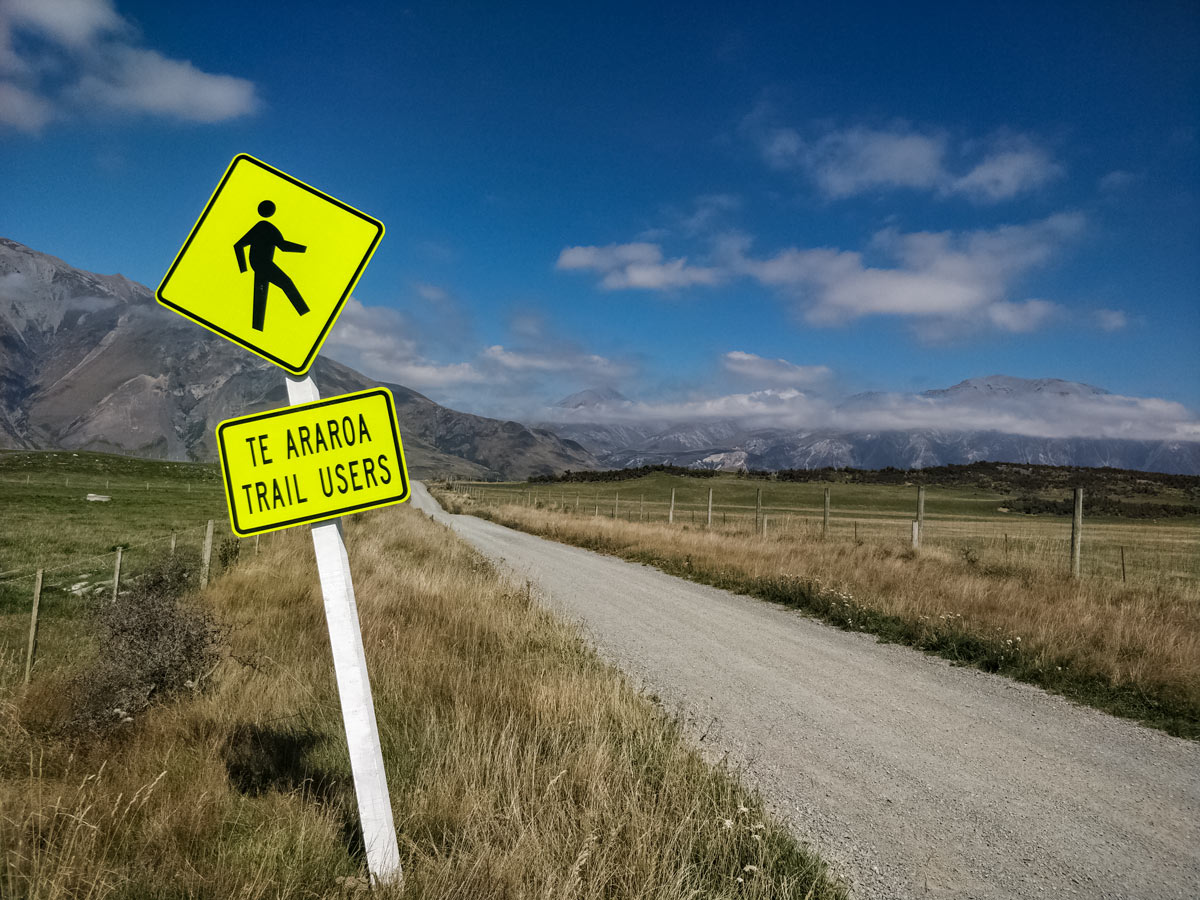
(287, 374, 402, 885)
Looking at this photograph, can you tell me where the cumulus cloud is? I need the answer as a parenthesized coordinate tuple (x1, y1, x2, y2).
(556, 242, 722, 290)
(744, 213, 1084, 333)
(721, 351, 831, 386)
(67, 47, 258, 122)
(743, 113, 1062, 202)
(1095, 308, 1128, 332)
(560, 213, 1087, 336)
(952, 142, 1062, 201)
(0, 0, 257, 133)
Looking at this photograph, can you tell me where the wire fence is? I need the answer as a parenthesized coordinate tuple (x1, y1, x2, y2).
(0, 518, 264, 685)
(444, 482, 1200, 587)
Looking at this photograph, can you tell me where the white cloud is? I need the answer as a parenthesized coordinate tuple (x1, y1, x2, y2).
(483, 344, 632, 381)
(952, 143, 1062, 201)
(547, 380, 1200, 443)
(984, 299, 1060, 333)
(560, 214, 1087, 336)
(740, 213, 1084, 332)
(744, 114, 1061, 202)
(721, 351, 831, 386)
(324, 298, 487, 389)
(68, 46, 257, 122)
(0, 0, 257, 132)
(3, 0, 124, 48)
(0, 79, 52, 131)
(1095, 308, 1128, 332)
(806, 127, 947, 197)
(556, 242, 722, 290)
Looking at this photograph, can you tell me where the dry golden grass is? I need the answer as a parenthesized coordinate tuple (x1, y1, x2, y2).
(0, 505, 844, 898)
(439, 491, 1200, 738)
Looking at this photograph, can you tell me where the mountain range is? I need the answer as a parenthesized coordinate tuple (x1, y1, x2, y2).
(541, 380, 1200, 475)
(0, 237, 595, 480)
(3, 236, 1197, 477)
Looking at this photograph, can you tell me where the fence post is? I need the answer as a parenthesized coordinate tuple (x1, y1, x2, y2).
(111, 547, 123, 603)
(911, 521, 920, 550)
(823, 488, 830, 537)
(762, 515, 768, 539)
(669, 488, 675, 524)
(755, 488, 762, 534)
(1070, 488, 1083, 578)
(255, 534, 261, 556)
(200, 519, 214, 588)
(614, 491, 619, 518)
(707, 487, 713, 528)
(24, 570, 43, 684)
(1120, 546, 1126, 582)
(170, 532, 177, 556)
(916, 485, 926, 546)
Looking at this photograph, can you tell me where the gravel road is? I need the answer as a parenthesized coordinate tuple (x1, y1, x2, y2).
(410, 483, 1200, 899)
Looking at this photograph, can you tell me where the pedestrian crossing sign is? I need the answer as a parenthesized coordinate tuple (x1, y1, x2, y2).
(156, 154, 384, 375)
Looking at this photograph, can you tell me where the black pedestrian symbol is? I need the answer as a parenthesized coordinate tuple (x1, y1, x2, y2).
(234, 200, 310, 331)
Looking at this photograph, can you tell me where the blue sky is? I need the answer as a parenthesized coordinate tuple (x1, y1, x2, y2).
(2, 0, 1197, 431)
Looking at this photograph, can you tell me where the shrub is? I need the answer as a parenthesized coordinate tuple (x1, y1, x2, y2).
(65, 554, 224, 734)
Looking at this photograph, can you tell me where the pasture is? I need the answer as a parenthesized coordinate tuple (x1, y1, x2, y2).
(464, 472, 1200, 585)
(0, 450, 230, 676)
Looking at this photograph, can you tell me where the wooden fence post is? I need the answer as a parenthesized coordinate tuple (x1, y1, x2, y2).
(707, 487, 713, 528)
(911, 521, 920, 550)
(111, 547, 123, 603)
(1120, 546, 1126, 582)
(669, 488, 675, 524)
(614, 491, 619, 518)
(762, 515, 768, 539)
(255, 534, 261, 556)
(823, 488, 830, 537)
(916, 485, 926, 547)
(24, 570, 43, 684)
(1070, 488, 1083, 578)
(200, 519, 214, 588)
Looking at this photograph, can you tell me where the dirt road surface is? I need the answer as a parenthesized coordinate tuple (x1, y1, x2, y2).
(411, 483, 1200, 899)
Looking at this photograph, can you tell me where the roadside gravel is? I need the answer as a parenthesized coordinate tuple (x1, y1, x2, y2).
(411, 483, 1200, 899)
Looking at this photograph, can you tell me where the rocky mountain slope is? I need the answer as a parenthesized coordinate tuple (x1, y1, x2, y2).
(0, 237, 595, 479)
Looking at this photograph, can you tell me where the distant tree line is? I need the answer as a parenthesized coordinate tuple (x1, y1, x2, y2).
(527, 464, 719, 484)
(1003, 494, 1200, 519)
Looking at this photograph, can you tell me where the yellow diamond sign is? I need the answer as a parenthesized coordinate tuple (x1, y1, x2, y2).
(157, 154, 383, 375)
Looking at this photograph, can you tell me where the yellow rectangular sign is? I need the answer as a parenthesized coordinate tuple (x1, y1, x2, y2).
(216, 388, 410, 536)
(157, 154, 383, 375)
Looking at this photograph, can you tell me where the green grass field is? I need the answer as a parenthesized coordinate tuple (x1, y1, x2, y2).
(0, 450, 233, 677)
(465, 472, 1200, 585)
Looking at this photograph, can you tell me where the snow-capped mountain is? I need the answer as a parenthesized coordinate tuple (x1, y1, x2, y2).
(542, 378, 1200, 475)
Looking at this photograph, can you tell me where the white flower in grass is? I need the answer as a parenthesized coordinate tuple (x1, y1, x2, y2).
(722, 818, 734, 830)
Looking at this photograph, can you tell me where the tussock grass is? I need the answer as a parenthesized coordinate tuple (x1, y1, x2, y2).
(438, 490, 1200, 739)
(1, 505, 844, 898)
